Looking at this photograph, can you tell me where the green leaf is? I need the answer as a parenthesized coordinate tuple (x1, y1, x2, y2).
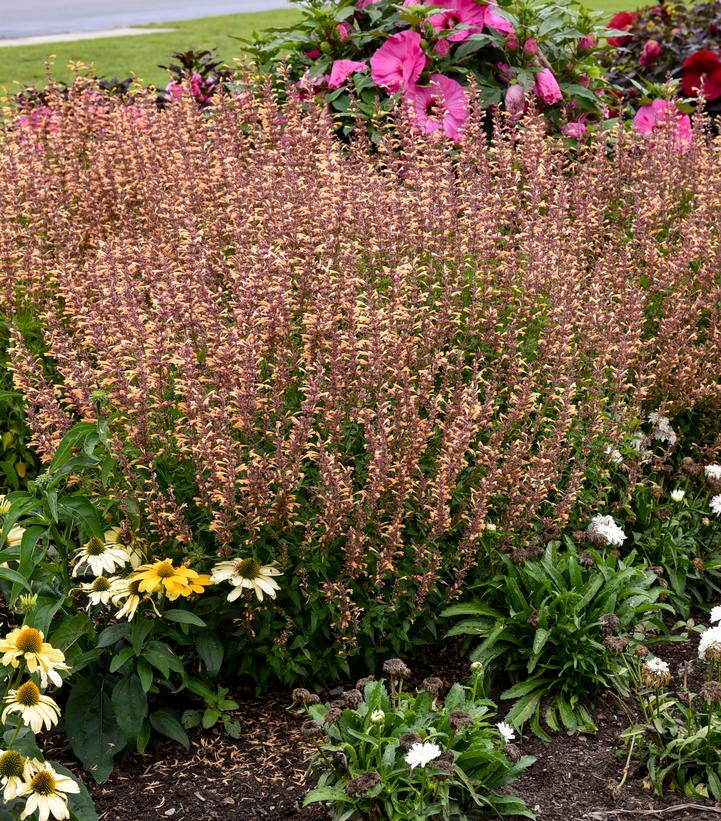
(112, 674, 147, 742)
(149, 710, 190, 750)
(196, 630, 224, 678)
(65, 678, 126, 783)
(26, 595, 64, 635)
(163, 609, 206, 627)
(303, 786, 354, 806)
(50, 614, 95, 653)
(136, 658, 153, 692)
(97, 623, 131, 648)
(0, 567, 31, 592)
(109, 646, 135, 673)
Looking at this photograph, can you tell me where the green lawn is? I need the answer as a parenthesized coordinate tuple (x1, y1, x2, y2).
(0, 9, 300, 91)
(0, 0, 634, 92)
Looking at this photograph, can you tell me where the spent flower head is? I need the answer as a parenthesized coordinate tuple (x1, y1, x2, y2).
(587, 515, 626, 547)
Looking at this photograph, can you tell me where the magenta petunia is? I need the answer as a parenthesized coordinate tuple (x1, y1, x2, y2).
(328, 59, 368, 89)
(534, 68, 563, 105)
(370, 30, 428, 93)
(405, 73, 468, 140)
(633, 99, 692, 150)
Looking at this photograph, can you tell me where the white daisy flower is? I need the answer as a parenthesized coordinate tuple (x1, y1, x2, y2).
(404, 741, 442, 770)
(370, 709, 385, 724)
(587, 514, 626, 547)
(699, 625, 721, 661)
(72, 534, 130, 577)
(211, 558, 282, 602)
(0, 749, 34, 802)
(16, 760, 79, 821)
(711, 495, 721, 517)
(670, 489, 685, 502)
(710, 606, 721, 624)
(704, 464, 721, 482)
(497, 721, 515, 744)
(2, 681, 61, 734)
(80, 576, 113, 608)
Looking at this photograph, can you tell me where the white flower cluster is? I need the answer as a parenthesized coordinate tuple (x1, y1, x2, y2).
(404, 741, 441, 770)
(670, 489, 685, 502)
(644, 657, 670, 676)
(711, 495, 721, 517)
(648, 412, 678, 446)
(698, 625, 721, 662)
(705, 464, 721, 482)
(587, 515, 626, 547)
(496, 721, 515, 744)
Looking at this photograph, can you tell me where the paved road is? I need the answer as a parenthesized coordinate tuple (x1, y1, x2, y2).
(1, 1, 290, 39)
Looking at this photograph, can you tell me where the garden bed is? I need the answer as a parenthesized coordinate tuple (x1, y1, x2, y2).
(47, 638, 721, 820)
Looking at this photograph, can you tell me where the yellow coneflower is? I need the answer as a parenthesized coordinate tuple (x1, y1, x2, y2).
(0, 748, 33, 801)
(2, 681, 60, 733)
(17, 760, 79, 821)
(108, 576, 144, 621)
(0, 627, 68, 688)
(79, 576, 113, 608)
(132, 560, 211, 601)
(105, 526, 144, 568)
(72, 533, 130, 577)
(211, 558, 282, 602)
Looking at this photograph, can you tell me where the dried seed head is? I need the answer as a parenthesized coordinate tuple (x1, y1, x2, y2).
(399, 732, 422, 751)
(700, 680, 721, 705)
(345, 772, 381, 796)
(421, 677, 445, 698)
(634, 645, 649, 658)
(382, 658, 410, 680)
(600, 614, 621, 635)
(448, 709, 474, 730)
(579, 552, 595, 567)
(324, 707, 343, 725)
(510, 548, 529, 565)
(504, 743, 523, 763)
(434, 750, 455, 778)
(527, 609, 540, 627)
(301, 719, 324, 740)
(604, 635, 629, 654)
(693, 557, 705, 573)
(342, 689, 363, 709)
(356, 676, 375, 691)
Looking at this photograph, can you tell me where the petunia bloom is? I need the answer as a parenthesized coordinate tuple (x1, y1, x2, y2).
(681, 50, 721, 101)
(534, 68, 563, 105)
(370, 30, 427, 93)
(607, 11, 638, 47)
(633, 100, 692, 150)
(406, 73, 468, 140)
(328, 60, 368, 89)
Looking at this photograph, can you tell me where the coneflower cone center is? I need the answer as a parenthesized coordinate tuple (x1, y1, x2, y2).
(30, 770, 56, 795)
(155, 562, 176, 578)
(0, 750, 25, 778)
(15, 628, 43, 654)
(85, 537, 106, 557)
(16, 681, 41, 706)
(92, 577, 110, 591)
(236, 558, 261, 579)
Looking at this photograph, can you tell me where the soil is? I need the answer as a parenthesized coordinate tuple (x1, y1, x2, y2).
(49, 637, 721, 821)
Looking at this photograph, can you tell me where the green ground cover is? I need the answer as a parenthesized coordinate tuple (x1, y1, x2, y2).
(0, 0, 635, 91)
(0, 9, 300, 91)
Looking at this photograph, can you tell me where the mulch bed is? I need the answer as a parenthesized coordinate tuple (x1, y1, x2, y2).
(48, 637, 721, 820)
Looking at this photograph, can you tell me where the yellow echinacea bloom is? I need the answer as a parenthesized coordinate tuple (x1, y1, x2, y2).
(3, 681, 61, 733)
(0, 627, 68, 688)
(0, 749, 33, 801)
(211, 557, 282, 602)
(17, 760, 79, 821)
(132, 560, 211, 601)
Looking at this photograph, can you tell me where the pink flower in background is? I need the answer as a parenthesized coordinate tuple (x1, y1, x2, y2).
(607, 11, 638, 47)
(562, 120, 588, 139)
(507, 34, 519, 49)
(633, 99, 692, 149)
(357, 0, 382, 9)
(304, 49, 322, 59)
(371, 30, 427, 92)
(578, 33, 597, 50)
(681, 50, 721, 100)
(328, 59, 368, 89)
(336, 22, 351, 41)
(639, 39, 662, 67)
(523, 38, 538, 55)
(534, 68, 563, 105)
(427, 0, 487, 43)
(434, 38, 450, 56)
(406, 73, 468, 139)
(504, 83, 526, 119)
(496, 62, 515, 83)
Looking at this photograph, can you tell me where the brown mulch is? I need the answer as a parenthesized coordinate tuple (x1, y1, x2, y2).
(46, 636, 721, 821)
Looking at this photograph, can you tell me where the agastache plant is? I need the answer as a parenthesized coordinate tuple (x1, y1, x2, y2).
(1, 76, 720, 683)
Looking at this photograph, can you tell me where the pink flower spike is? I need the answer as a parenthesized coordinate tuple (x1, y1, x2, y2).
(328, 59, 368, 89)
(406, 73, 468, 140)
(534, 68, 563, 105)
(639, 39, 662, 67)
(370, 30, 428, 93)
(578, 33, 597, 51)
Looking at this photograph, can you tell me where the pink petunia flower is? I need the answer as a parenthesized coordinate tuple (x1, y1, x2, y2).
(405, 73, 468, 140)
(633, 99, 692, 150)
(370, 30, 428, 92)
(329, 59, 368, 89)
(534, 68, 562, 105)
